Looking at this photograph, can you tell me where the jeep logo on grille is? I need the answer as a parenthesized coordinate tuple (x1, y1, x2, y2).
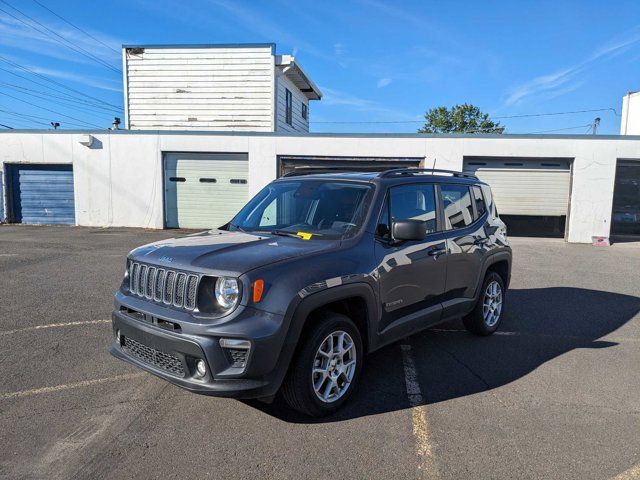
(159, 256, 174, 263)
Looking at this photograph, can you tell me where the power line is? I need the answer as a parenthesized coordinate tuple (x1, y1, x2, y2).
(0, 107, 87, 128)
(0, 82, 122, 115)
(524, 123, 593, 134)
(31, 0, 120, 55)
(311, 108, 620, 124)
(0, 56, 122, 110)
(0, 117, 42, 128)
(0, 81, 121, 112)
(0, 1, 121, 74)
(0, 91, 103, 128)
(0, 122, 14, 129)
(0, 65, 121, 111)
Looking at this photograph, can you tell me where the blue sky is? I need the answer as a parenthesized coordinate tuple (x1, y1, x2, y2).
(1, 0, 639, 134)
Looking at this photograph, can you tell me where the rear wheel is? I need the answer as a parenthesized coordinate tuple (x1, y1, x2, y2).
(282, 312, 363, 417)
(463, 271, 505, 336)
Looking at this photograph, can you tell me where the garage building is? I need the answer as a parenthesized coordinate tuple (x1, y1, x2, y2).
(1, 130, 639, 243)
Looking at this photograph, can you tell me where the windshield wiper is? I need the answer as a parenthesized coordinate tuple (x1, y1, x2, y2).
(269, 229, 302, 238)
(269, 229, 324, 239)
(230, 223, 247, 233)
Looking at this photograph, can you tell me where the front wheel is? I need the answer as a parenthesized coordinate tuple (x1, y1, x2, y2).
(463, 271, 505, 336)
(281, 312, 363, 417)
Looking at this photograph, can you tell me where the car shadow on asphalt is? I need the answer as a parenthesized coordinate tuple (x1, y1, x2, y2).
(244, 287, 640, 424)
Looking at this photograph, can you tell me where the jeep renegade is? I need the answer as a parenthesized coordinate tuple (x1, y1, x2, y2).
(110, 168, 512, 416)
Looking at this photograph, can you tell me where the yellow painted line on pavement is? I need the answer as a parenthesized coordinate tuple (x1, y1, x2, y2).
(0, 319, 111, 336)
(0, 373, 145, 400)
(400, 344, 440, 479)
(612, 464, 640, 480)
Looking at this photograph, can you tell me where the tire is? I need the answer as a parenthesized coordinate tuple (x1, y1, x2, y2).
(281, 312, 363, 417)
(463, 271, 505, 336)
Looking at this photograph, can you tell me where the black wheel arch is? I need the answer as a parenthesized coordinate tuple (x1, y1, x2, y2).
(267, 282, 378, 395)
(474, 250, 512, 300)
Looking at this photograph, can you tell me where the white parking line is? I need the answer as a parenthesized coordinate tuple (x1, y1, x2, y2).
(429, 328, 518, 336)
(400, 344, 440, 479)
(612, 464, 640, 480)
(0, 373, 145, 400)
(0, 319, 111, 336)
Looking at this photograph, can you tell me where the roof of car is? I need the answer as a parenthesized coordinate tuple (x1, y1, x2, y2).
(276, 169, 486, 185)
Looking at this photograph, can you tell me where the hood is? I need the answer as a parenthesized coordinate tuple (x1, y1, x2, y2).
(129, 229, 338, 275)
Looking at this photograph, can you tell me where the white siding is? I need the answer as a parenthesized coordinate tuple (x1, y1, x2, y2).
(124, 46, 275, 131)
(275, 72, 309, 133)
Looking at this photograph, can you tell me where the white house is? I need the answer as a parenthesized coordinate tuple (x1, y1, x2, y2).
(621, 91, 640, 135)
(122, 43, 321, 132)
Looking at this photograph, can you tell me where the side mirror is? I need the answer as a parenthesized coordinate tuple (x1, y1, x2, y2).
(392, 219, 427, 241)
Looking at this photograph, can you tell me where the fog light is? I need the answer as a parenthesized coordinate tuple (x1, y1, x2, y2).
(195, 359, 207, 377)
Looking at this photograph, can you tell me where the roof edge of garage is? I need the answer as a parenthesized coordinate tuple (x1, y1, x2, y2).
(3, 130, 640, 141)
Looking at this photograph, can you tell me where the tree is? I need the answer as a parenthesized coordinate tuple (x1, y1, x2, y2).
(418, 103, 505, 134)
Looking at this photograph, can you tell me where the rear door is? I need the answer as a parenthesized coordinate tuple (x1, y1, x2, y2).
(374, 183, 447, 332)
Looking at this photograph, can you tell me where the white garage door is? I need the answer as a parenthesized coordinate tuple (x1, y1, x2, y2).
(463, 158, 571, 216)
(164, 152, 248, 228)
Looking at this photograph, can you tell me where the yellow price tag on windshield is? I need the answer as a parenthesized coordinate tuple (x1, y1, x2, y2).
(296, 232, 313, 240)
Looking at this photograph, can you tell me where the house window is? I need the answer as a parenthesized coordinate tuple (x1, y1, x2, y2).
(302, 103, 308, 120)
(285, 89, 293, 125)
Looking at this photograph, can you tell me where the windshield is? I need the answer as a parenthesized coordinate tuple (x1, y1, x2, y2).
(228, 180, 374, 240)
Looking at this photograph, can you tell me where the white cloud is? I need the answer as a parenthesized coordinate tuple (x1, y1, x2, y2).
(25, 64, 121, 92)
(0, 14, 121, 68)
(334, 43, 344, 56)
(206, 0, 332, 61)
(377, 78, 392, 88)
(320, 86, 416, 119)
(505, 29, 640, 106)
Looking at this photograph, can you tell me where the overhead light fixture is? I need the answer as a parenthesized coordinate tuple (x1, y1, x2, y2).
(78, 134, 94, 147)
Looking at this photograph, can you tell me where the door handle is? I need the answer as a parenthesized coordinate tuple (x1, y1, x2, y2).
(428, 247, 447, 258)
(473, 238, 488, 245)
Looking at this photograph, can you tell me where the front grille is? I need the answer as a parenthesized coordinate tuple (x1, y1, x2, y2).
(122, 336, 185, 377)
(128, 261, 199, 311)
(174, 273, 186, 307)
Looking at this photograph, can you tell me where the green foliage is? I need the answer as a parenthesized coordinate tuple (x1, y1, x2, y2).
(418, 103, 505, 134)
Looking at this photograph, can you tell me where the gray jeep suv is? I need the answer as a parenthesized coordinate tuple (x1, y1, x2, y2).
(110, 168, 511, 416)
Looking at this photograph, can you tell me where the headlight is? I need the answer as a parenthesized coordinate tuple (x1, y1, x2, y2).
(214, 277, 240, 310)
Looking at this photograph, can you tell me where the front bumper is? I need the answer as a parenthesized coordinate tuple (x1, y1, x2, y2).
(109, 300, 288, 399)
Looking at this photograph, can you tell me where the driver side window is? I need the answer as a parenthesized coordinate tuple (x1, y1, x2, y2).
(391, 184, 438, 234)
(376, 184, 438, 240)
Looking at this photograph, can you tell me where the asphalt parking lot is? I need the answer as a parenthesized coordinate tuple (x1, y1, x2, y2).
(1, 225, 639, 480)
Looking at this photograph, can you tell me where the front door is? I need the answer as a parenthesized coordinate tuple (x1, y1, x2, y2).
(374, 183, 447, 332)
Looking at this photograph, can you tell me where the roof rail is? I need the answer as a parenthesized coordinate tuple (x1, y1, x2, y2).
(282, 167, 352, 177)
(379, 168, 478, 179)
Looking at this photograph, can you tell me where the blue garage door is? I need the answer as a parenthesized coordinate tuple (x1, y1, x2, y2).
(9, 165, 75, 224)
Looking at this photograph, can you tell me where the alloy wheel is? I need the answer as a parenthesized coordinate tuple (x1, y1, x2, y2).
(311, 330, 357, 403)
(482, 280, 503, 327)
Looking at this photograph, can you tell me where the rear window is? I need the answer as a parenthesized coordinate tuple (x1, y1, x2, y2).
(440, 184, 474, 229)
(472, 186, 486, 219)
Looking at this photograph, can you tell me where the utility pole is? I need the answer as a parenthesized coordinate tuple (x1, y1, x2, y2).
(591, 117, 600, 135)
